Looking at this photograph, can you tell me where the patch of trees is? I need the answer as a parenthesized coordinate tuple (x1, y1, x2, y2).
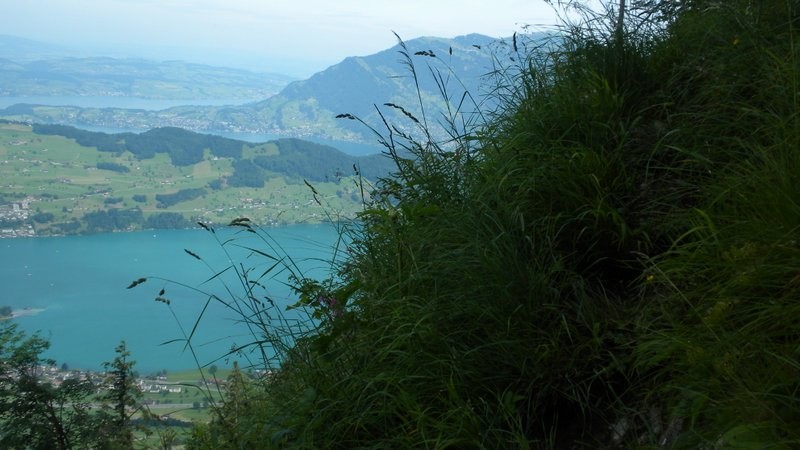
(0, 193, 25, 205)
(132, 194, 147, 203)
(31, 212, 54, 223)
(208, 178, 224, 190)
(253, 138, 392, 182)
(103, 196, 123, 205)
(145, 212, 191, 229)
(82, 208, 144, 233)
(125, 126, 246, 165)
(0, 324, 148, 448)
(52, 219, 81, 234)
(33, 124, 129, 153)
(0, 219, 25, 228)
(31, 124, 392, 184)
(33, 124, 245, 166)
(96, 162, 130, 173)
(155, 188, 206, 208)
(228, 159, 265, 188)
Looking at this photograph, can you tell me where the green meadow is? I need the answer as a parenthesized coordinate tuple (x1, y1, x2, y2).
(0, 122, 369, 234)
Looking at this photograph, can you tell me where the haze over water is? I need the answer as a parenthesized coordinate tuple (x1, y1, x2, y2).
(1, 224, 342, 373)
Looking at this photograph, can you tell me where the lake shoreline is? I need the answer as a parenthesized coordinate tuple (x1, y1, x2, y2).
(11, 307, 46, 318)
(1, 224, 339, 373)
(1, 217, 348, 240)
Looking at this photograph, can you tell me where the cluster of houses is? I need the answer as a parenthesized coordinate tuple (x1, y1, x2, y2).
(34, 365, 185, 395)
(139, 375, 183, 394)
(0, 197, 35, 238)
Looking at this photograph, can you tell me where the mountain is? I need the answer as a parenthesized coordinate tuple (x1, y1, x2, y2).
(0, 56, 295, 100)
(0, 33, 532, 143)
(0, 34, 73, 61)
(243, 33, 506, 141)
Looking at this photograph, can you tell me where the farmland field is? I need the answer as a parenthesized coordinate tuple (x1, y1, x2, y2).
(0, 122, 372, 235)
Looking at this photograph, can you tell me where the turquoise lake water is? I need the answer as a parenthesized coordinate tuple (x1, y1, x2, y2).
(0, 224, 344, 373)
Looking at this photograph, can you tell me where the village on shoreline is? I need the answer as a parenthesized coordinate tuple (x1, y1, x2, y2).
(0, 197, 35, 238)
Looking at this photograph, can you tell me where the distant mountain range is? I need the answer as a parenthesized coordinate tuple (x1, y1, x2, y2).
(0, 33, 533, 144)
(0, 34, 72, 61)
(0, 34, 295, 100)
(0, 56, 295, 101)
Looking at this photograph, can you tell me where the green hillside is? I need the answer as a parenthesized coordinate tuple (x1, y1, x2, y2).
(0, 123, 390, 235)
(178, 1, 800, 448)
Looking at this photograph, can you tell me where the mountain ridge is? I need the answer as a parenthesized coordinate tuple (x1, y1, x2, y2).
(0, 55, 295, 100)
(0, 33, 529, 143)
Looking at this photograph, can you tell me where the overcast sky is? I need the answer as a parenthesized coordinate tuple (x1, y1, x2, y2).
(1, 0, 565, 76)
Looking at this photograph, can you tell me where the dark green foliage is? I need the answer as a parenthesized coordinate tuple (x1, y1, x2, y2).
(31, 123, 391, 185)
(228, 158, 265, 187)
(224, 139, 393, 188)
(123, 127, 243, 165)
(252, 138, 391, 182)
(31, 212, 54, 223)
(33, 124, 245, 165)
(146, 212, 192, 229)
(187, 364, 272, 448)
(0, 323, 121, 449)
(83, 208, 144, 232)
(103, 196, 123, 205)
(0, 218, 26, 228)
(131, 194, 147, 203)
(96, 161, 130, 173)
(33, 124, 128, 153)
(184, 1, 800, 448)
(52, 219, 81, 234)
(207, 178, 224, 190)
(155, 188, 206, 208)
(97, 341, 143, 449)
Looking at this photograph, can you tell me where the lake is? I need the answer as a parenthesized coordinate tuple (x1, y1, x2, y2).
(0, 96, 261, 111)
(0, 224, 346, 373)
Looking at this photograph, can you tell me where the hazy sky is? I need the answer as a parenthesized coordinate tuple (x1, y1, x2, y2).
(1, 0, 564, 76)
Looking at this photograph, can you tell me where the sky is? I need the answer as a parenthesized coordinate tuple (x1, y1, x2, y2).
(0, 0, 565, 77)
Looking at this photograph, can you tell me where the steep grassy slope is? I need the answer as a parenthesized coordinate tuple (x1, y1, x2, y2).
(185, 1, 800, 448)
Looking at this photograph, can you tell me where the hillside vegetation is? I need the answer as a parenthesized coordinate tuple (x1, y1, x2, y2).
(0, 123, 391, 234)
(182, 0, 800, 448)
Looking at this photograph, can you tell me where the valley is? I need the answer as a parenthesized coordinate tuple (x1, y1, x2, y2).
(0, 33, 518, 144)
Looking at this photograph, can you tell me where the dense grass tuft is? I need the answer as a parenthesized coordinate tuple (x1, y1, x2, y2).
(186, 1, 800, 448)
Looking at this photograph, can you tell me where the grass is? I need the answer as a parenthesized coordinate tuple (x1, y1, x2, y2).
(172, 1, 800, 448)
(0, 123, 366, 233)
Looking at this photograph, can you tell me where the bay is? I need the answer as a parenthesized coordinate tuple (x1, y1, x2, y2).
(0, 224, 344, 373)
